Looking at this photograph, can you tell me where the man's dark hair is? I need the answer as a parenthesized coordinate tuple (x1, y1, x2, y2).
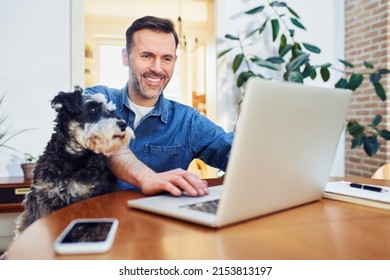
(125, 16, 179, 52)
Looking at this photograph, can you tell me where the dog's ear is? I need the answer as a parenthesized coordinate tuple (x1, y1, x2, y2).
(51, 87, 83, 113)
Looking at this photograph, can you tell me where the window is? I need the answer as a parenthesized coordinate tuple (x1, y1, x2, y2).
(99, 45, 127, 88)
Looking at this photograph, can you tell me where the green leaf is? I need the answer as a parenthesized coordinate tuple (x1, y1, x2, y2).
(291, 43, 303, 58)
(335, 78, 348, 89)
(338, 59, 354, 68)
(302, 43, 321, 54)
(380, 130, 390, 140)
(286, 53, 310, 71)
(217, 48, 233, 59)
(370, 72, 381, 84)
(270, 1, 287, 7)
(371, 115, 382, 127)
(302, 65, 314, 78)
(348, 74, 364, 91)
(236, 71, 256, 87)
(347, 120, 364, 137)
(246, 21, 268, 37)
(0, 93, 33, 152)
(279, 44, 292, 58)
(320, 67, 330, 82)
(288, 71, 304, 83)
(258, 19, 269, 35)
(271, 19, 280, 41)
(0, 128, 32, 150)
(245, 5, 265, 14)
(251, 58, 279, 71)
(290, 18, 306, 30)
(374, 82, 386, 101)
(379, 68, 390, 75)
(287, 6, 300, 18)
(363, 136, 380, 156)
(232, 53, 244, 73)
(310, 69, 317, 79)
(364, 61, 374, 69)
(278, 34, 286, 53)
(278, 34, 292, 57)
(351, 134, 364, 148)
(266, 57, 285, 64)
(225, 34, 239, 40)
(318, 63, 332, 68)
(236, 74, 246, 88)
(246, 27, 260, 38)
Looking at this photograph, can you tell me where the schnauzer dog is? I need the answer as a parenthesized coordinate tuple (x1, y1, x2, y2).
(14, 87, 134, 237)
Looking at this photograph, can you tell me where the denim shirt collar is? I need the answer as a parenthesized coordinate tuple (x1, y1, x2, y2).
(120, 83, 168, 124)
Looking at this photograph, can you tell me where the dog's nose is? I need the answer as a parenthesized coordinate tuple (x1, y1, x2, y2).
(117, 120, 128, 132)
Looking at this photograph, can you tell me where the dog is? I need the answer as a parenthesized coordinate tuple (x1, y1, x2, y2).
(14, 87, 134, 237)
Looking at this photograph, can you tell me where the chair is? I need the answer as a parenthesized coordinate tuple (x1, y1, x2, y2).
(188, 159, 208, 179)
(371, 163, 390, 179)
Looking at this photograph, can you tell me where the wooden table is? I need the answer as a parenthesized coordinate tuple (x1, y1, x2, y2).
(6, 177, 390, 260)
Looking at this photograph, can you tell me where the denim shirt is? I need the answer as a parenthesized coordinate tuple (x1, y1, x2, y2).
(84, 83, 233, 190)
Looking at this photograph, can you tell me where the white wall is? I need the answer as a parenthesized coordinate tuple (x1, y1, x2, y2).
(0, 0, 84, 251)
(0, 0, 83, 177)
(216, 0, 346, 176)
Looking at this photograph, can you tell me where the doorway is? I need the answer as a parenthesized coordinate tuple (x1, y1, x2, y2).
(84, 0, 213, 105)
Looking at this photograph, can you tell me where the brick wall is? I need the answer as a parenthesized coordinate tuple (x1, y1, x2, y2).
(344, 0, 390, 177)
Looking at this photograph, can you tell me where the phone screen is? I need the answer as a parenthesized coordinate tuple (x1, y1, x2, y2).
(60, 221, 114, 243)
(54, 218, 118, 254)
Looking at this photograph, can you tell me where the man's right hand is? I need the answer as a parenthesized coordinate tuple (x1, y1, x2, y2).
(139, 168, 209, 196)
(108, 147, 209, 196)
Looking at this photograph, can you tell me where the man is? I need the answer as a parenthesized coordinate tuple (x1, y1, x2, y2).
(85, 16, 233, 197)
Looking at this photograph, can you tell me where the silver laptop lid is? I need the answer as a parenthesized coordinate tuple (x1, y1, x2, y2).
(216, 78, 352, 226)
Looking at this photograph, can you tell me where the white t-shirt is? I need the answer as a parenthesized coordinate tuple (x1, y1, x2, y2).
(128, 98, 155, 128)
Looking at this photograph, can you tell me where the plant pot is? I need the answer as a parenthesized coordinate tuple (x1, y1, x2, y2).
(21, 163, 36, 180)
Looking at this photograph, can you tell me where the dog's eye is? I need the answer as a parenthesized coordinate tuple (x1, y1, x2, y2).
(89, 106, 101, 113)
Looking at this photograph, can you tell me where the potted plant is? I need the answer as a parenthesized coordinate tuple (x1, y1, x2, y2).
(218, 1, 390, 157)
(20, 153, 37, 180)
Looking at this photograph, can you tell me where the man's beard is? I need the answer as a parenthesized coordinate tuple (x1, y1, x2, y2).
(130, 69, 169, 99)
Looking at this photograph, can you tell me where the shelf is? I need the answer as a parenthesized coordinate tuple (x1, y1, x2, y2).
(0, 177, 31, 213)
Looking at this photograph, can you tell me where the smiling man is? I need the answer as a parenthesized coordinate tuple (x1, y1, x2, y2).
(124, 28, 176, 106)
(85, 16, 233, 196)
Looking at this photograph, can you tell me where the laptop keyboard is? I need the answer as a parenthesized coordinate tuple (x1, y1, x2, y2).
(183, 199, 220, 214)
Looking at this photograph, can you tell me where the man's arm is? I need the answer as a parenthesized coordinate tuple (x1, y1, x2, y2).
(108, 147, 208, 196)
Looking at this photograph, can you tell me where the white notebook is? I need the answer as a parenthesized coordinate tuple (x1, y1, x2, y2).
(324, 181, 390, 210)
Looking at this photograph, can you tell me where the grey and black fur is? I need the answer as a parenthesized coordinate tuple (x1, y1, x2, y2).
(14, 87, 134, 237)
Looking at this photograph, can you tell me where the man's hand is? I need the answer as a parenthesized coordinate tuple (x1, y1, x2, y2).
(108, 147, 209, 196)
(139, 168, 209, 196)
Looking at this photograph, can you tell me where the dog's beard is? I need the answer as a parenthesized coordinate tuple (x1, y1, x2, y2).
(68, 119, 133, 156)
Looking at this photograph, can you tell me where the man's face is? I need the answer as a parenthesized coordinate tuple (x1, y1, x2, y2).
(122, 29, 177, 104)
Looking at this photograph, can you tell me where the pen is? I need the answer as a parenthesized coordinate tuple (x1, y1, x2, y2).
(349, 183, 385, 192)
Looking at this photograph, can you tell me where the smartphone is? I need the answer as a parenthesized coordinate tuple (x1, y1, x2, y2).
(54, 218, 118, 254)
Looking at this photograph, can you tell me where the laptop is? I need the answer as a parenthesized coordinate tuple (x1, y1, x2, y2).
(127, 78, 352, 228)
